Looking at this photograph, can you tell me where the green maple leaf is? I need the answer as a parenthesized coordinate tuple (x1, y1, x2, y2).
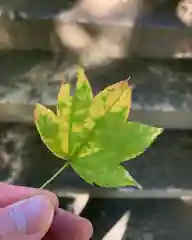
(34, 67, 163, 189)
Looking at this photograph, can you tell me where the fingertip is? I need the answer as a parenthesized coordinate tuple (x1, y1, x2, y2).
(46, 208, 93, 240)
(0, 183, 59, 209)
(39, 190, 59, 209)
(74, 215, 93, 240)
(0, 195, 55, 240)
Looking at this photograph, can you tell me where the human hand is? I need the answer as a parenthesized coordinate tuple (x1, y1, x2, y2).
(0, 183, 93, 240)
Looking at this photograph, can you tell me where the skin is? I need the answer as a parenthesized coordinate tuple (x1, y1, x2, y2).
(0, 183, 93, 240)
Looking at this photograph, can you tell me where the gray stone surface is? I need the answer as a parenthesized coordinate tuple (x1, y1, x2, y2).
(0, 124, 191, 239)
(81, 199, 192, 240)
(0, 0, 168, 17)
(0, 123, 192, 193)
(126, 199, 192, 240)
(0, 51, 191, 128)
(0, 1, 191, 58)
(49, 197, 192, 239)
(0, 0, 74, 15)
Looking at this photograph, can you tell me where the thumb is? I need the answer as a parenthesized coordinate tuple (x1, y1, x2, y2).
(0, 195, 55, 240)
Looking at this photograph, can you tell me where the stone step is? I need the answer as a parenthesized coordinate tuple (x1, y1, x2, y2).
(78, 199, 192, 240)
(0, 51, 191, 129)
(58, 198, 192, 239)
(0, 1, 191, 58)
(54, 189, 192, 199)
(1, 123, 192, 198)
(51, 197, 192, 239)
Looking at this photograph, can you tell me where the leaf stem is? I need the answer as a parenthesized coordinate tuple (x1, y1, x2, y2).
(39, 162, 69, 190)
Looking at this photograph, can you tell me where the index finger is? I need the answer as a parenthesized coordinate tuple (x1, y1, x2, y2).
(0, 183, 58, 208)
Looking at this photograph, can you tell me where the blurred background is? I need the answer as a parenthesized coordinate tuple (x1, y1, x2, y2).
(0, 0, 191, 239)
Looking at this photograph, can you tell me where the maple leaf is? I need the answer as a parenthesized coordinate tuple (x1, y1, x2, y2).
(34, 66, 163, 189)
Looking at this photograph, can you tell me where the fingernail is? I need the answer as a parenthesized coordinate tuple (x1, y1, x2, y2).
(9, 195, 54, 235)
